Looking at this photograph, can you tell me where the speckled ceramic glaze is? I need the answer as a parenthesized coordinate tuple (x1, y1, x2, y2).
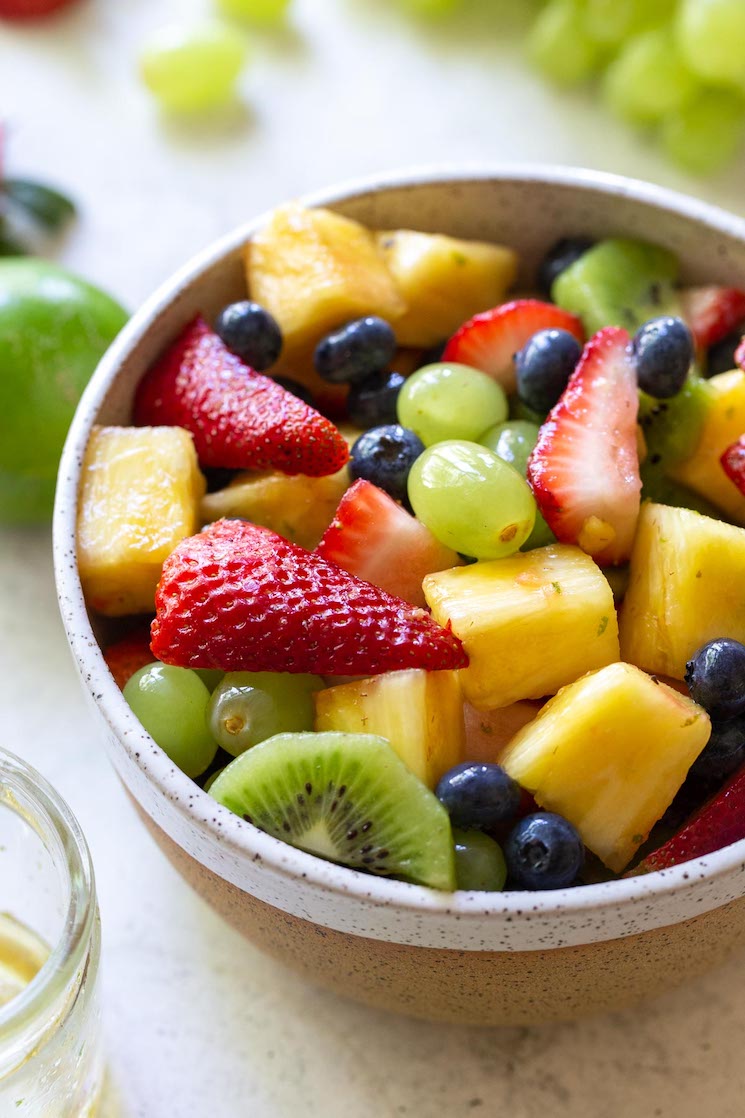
(54, 167, 745, 1023)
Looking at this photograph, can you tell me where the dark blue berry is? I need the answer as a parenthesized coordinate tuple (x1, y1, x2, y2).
(706, 331, 744, 378)
(271, 375, 315, 409)
(537, 236, 594, 298)
(515, 328, 582, 414)
(684, 638, 745, 721)
(314, 317, 397, 386)
(435, 762, 521, 830)
(504, 812, 584, 890)
(632, 316, 694, 399)
(347, 371, 404, 429)
(215, 301, 283, 371)
(348, 424, 424, 503)
(688, 713, 745, 784)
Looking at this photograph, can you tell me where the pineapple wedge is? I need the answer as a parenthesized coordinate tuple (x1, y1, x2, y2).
(374, 230, 517, 347)
(314, 669, 464, 787)
(200, 465, 350, 550)
(246, 204, 406, 355)
(668, 369, 745, 525)
(77, 426, 205, 616)
(619, 501, 745, 679)
(499, 662, 711, 872)
(423, 544, 619, 710)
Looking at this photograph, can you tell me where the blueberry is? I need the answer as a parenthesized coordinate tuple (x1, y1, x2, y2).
(347, 371, 405, 429)
(537, 236, 594, 298)
(684, 638, 745, 721)
(706, 331, 745, 378)
(215, 301, 283, 371)
(515, 328, 582, 414)
(314, 317, 397, 386)
(632, 316, 694, 399)
(271, 375, 315, 409)
(504, 812, 584, 890)
(688, 713, 745, 784)
(348, 424, 424, 503)
(435, 762, 521, 830)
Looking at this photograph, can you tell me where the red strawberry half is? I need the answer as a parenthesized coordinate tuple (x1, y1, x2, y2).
(104, 629, 155, 690)
(151, 519, 468, 676)
(680, 285, 745, 351)
(527, 326, 641, 567)
(721, 437, 745, 496)
(134, 316, 349, 477)
(442, 299, 585, 394)
(315, 478, 461, 608)
(632, 762, 745, 875)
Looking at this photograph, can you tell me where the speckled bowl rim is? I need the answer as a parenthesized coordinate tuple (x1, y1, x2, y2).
(54, 164, 745, 931)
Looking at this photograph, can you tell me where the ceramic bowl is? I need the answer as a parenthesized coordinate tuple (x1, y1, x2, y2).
(54, 167, 745, 1025)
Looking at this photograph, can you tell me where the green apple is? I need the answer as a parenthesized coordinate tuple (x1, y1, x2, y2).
(0, 258, 128, 524)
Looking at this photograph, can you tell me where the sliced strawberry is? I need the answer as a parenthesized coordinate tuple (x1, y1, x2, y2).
(103, 629, 154, 690)
(527, 326, 641, 567)
(721, 437, 745, 497)
(151, 519, 468, 676)
(632, 762, 745, 874)
(680, 286, 745, 351)
(315, 479, 461, 607)
(0, 0, 79, 17)
(442, 299, 585, 393)
(134, 316, 349, 478)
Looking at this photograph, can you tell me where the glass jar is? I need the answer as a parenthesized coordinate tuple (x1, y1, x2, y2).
(0, 748, 103, 1116)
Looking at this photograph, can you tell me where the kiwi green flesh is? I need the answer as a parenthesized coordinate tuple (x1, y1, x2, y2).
(638, 377, 709, 468)
(209, 731, 457, 892)
(552, 238, 681, 336)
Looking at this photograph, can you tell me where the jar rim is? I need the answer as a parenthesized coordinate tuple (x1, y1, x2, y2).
(0, 748, 96, 1046)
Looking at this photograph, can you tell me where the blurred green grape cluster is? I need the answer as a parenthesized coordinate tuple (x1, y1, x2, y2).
(527, 0, 745, 175)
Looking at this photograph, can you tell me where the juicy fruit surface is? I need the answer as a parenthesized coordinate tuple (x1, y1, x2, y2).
(424, 544, 619, 710)
(374, 229, 517, 348)
(77, 426, 205, 617)
(527, 327, 641, 566)
(442, 299, 584, 394)
(680, 286, 745, 351)
(315, 478, 461, 608)
(397, 362, 508, 447)
(103, 630, 155, 690)
(504, 812, 584, 890)
(0, 259, 127, 521)
(123, 664, 218, 779)
(209, 731, 457, 890)
(452, 829, 507, 892)
(314, 668, 465, 787)
(620, 503, 745, 679)
(139, 22, 248, 113)
(134, 316, 348, 477)
(209, 671, 321, 756)
(152, 519, 468, 676)
(500, 663, 711, 872)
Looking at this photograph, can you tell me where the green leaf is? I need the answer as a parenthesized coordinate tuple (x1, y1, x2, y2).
(2, 178, 76, 232)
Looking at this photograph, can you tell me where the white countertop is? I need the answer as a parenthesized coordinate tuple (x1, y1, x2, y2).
(3, 2, 745, 1114)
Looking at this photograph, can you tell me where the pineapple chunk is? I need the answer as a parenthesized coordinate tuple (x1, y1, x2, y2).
(246, 204, 406, 354)
(374, 230, 517, 347)
(314, 669, 464, 787)
(77, 426, 205, 616)
(619, 502, 745, 679)
(499, 662, 711, 872)
(423, 544, 619, 710)
(200, 465, 350, 550)
(668, 369, 745, 525)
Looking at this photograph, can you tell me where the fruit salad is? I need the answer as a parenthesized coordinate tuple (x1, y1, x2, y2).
(77, 201, 745, 894)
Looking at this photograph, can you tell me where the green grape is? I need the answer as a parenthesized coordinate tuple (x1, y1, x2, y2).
(123, 664, 218, 778)
(603, 30, 699, 126)
(676, 0, 745, 89)
(407, 440, 536, 560)
(509, 394, 546, 425)
(479, 420, 555, 550)
(583, 0, 678, 47)
(396, 363, 508, 447)
(208, 671, 323, 756)
(453, 829, 507, 892)
(527, 0, 604, 87)
(215, 0, 291, 25)
(195, 668, 224, 692)
(140, 23, 248, 113)
(660, 89, 745, 174)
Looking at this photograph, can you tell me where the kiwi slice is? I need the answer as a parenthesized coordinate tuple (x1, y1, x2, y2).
(210, 731, 456, 891)
(552, 238, 681, 335)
